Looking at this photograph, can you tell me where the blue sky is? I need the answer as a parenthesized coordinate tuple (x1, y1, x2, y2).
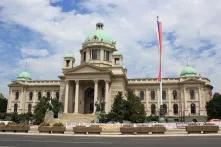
(0, 0, 221, 96)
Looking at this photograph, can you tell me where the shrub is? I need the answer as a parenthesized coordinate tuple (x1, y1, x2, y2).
(98, 113, 109, 123)
(0, 113, 6, 119)
(39, 122, 50, 127)
(145, 115, 159, 122)
(0, 122, 5, 126)
(53, 122, 64, 127)
(6, 122, 17, 126)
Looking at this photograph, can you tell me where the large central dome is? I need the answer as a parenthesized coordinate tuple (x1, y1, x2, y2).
(85, 23, 113, 44)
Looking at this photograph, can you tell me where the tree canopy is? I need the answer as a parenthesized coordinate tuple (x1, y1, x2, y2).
(34, 97, 50, 124)
(206, 92, 221, 120)
(34, 97, 62, 124)
(100, 91, 146, 123)
(0, 93, 8, 113)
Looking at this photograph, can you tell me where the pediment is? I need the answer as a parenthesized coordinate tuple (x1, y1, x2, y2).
(64, 64, 110, 75)
(180, 78, 205, 84)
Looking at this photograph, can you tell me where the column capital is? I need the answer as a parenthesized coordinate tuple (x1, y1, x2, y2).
(94, 79, 98, 83)
(75, 80, 79, 84)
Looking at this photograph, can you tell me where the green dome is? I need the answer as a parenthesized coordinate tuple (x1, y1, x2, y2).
(17, 71, 31, 81)
(113, 51, 122, 56)
(64, 53, 74, 59)
(180, 65, 198, 77)
(85, 23, 113, 43)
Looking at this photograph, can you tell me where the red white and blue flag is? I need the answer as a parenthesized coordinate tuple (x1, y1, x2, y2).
(157, 17, 163, 82)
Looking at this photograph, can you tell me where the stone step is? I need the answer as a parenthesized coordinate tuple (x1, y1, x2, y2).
(48, 113, 97, 124)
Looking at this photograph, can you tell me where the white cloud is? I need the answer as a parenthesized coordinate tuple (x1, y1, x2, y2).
(21, 48, 49, 58)
(0, 0, 221, 96)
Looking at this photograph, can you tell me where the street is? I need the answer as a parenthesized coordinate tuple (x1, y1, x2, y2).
(0, 134, 221, 147)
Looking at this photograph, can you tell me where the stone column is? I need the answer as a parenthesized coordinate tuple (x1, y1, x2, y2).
(94, 80, 98, 114)
(74, 80, 79, 113)
(168, 89, 172, 116)
(183, 87, 188, 116)
(7, 89, 12, 113)
(157, 89, 160, 110)
(198, 87, 203, 115)
(105, 80, 110, 113)
(145, 90, 150, 115)
(64, 81, 69, 113)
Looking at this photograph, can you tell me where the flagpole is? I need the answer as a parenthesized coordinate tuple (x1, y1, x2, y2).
(157, 16, 165, 122)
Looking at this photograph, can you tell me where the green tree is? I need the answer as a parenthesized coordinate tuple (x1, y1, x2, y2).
(95, 98, 105, 113)
(0, 93, 8, 113)
(125, 91, 146, 123)
(49, 98, 62, 118)
(34, 96, 50, 124)
(107, 92, 127, 123)
(206, 93, 221, 120)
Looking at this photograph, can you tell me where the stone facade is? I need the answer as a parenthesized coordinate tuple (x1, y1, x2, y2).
(7, 23, 213, 117)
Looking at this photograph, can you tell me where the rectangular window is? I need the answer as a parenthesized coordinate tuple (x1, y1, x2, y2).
(139, 90, 145, 101)
(15, 91, 19, 100)
(104, 50, 110, 61)
(56, 92, 59, 100)
(92, 49, 100, 60)
(115, 58, 120, 64)
(83, 51, 86, 62)
(66, 60, 70, 67)
(38, 92, 42, 100)
(47, 92, 51, 99)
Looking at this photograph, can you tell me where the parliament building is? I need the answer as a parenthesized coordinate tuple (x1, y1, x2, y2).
(7, 23, 213, 118)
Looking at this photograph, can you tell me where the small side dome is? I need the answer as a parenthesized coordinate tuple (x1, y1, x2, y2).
(64, 53, 74, 59)
(85, 23, 113, 44)
(113, 51, 122, 56)
(180, 65, 198, 77)
(17, 71, 32, 81)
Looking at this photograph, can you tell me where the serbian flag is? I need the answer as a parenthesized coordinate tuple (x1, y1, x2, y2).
(157, 17, 163, 82)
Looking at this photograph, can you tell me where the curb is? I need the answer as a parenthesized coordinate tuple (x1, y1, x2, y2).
(1, 132, 221, 138)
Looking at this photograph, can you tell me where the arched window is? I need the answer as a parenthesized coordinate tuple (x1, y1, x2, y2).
(38, 92, 42, 100)
(29, 92, 33, 101)
(47, 92, 51, 99)
(150, 91, 155, 100)
(191, 103, 196, 114)
(14, 103, 18, 113)
(163, 104, 167, 114)
(162, 90, 166, 100)
(173, 104, 178, 115)
(15, 91, 19, 100)
(151, 104, 156, 115)
(190, 89, 195, 99)
(139, 90, 145, 100)
(28, 104, 32, 113)
(56, 92, 59, 100)
(173, 90, 177, 100)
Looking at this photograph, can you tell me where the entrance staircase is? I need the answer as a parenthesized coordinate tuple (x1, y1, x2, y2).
(48, 113, 97, 125)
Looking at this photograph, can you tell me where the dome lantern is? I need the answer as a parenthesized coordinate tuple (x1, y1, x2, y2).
(85, 22, 114, 44)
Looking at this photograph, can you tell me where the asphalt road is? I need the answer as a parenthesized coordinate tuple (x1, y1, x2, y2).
(0, 134, 221, 147)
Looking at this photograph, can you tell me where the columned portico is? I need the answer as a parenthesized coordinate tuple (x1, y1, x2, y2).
(74, 80, 79, 113)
